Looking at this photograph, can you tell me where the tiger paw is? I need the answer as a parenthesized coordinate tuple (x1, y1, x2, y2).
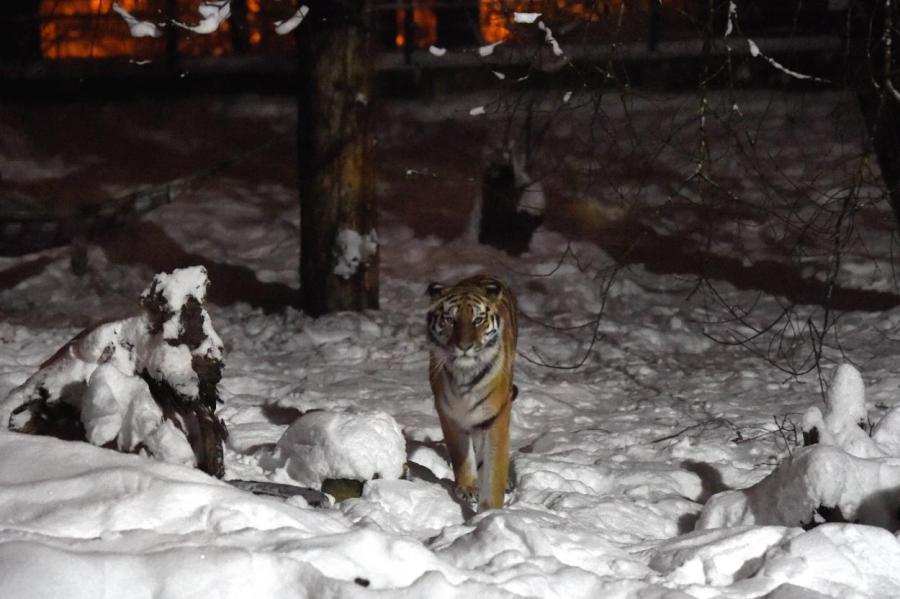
(454, 484, 478, 505)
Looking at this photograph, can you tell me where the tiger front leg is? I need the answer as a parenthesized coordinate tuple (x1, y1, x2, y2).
(475, 400, 511, 511)
(438, 410, 478, 502)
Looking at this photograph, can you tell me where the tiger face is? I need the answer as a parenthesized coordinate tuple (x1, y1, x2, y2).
(426, 277, 506, 375)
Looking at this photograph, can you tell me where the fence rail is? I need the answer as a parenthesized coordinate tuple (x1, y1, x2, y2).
(0, 1, 843, 92)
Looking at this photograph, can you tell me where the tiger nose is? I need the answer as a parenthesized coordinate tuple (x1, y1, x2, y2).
(456, 341, 475, 352)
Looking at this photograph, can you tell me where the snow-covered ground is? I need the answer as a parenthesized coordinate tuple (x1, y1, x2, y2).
(2, 91, 900, 598)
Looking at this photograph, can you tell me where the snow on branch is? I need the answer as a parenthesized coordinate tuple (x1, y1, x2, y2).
(537, 21, 564, 57)
(725, 1, 828, 84)
(478, 41, 504, 57)
(724, 1, 736, 38)
(746, 39, 831, 84)
(111, 2, 162, 38)
(0, 266, 228, 477)
(173, 1, 231, 34)
(274, 5, 309, 36)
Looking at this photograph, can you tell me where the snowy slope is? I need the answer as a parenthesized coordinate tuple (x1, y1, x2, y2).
(1, 92, 900, 598)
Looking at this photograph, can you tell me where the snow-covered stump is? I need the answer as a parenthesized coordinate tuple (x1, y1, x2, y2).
(0, 266, 228, 477)
(478, 147, 545, 256)
(698, 363, 900, 532)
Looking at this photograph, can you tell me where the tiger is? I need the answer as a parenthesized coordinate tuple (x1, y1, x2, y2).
(426, 274, 518, 511)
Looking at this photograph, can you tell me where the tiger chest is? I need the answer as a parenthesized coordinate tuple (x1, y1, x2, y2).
(434, 367, 500, 430)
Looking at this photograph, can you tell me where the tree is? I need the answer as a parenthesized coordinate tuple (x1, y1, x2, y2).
(844, 0, 900, 231)
(297, 1, 379, 317)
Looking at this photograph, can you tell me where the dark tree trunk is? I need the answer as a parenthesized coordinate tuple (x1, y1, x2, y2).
(844, 1, 900, 230)
(230, 0, 250, 55)
(297, 1, 378, 317)
(479, 151, 543, 256)
(0, 0, 41, 64)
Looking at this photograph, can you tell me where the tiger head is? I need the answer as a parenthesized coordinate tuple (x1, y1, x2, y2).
(426, 275, 513, 374)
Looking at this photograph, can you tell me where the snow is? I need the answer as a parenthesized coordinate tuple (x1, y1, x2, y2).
(0, 266, 223, 469)
(274, 5, 309, 35)
(111, 2, 162, 38)
(537, 22, 564, 58)
(724, 1, 737, 38)
(511, 152, 546, 217)
(2, 91, 900, 598)
(747, 39, 830, 83)
(332, 228, 378, 279)
(479, 41, 504, 57)
(262, 409, 406, 488)
(173, 1, 231, 35)
(514, 13, 542, 24)
(698, 363, 900, 532)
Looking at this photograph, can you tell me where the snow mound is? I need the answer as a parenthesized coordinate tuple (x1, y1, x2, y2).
(801, 362, 882, 458)
(756, 523, 900, 597)
(699, 363, 900, 531)
(434, 509, 649, 579)
(341, 479, 464, 538)
(650, 525, 798, 587)
(0, 430, 347, 539)
(264, 409, 406, 488)
(0, 431, 478, 597)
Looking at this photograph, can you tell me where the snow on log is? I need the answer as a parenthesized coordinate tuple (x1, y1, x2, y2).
(698, 363, 900, 532)
(0, 266, 228, 477)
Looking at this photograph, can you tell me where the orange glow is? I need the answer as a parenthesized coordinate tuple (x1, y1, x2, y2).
(394, 1, 438, 49)
(480, 0, 512, 43)
(41, 0, 150, 59)
(480, 0, 620, 43)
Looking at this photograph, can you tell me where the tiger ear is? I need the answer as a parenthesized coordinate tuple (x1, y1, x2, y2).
(481, 279, 503, 297)
(426, 282, 445, 297)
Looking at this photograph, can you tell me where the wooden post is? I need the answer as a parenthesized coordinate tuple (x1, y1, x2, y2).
(297, 1, 378, 317)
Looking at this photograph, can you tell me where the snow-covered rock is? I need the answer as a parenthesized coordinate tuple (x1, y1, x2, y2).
(263, 409, 406, 488)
